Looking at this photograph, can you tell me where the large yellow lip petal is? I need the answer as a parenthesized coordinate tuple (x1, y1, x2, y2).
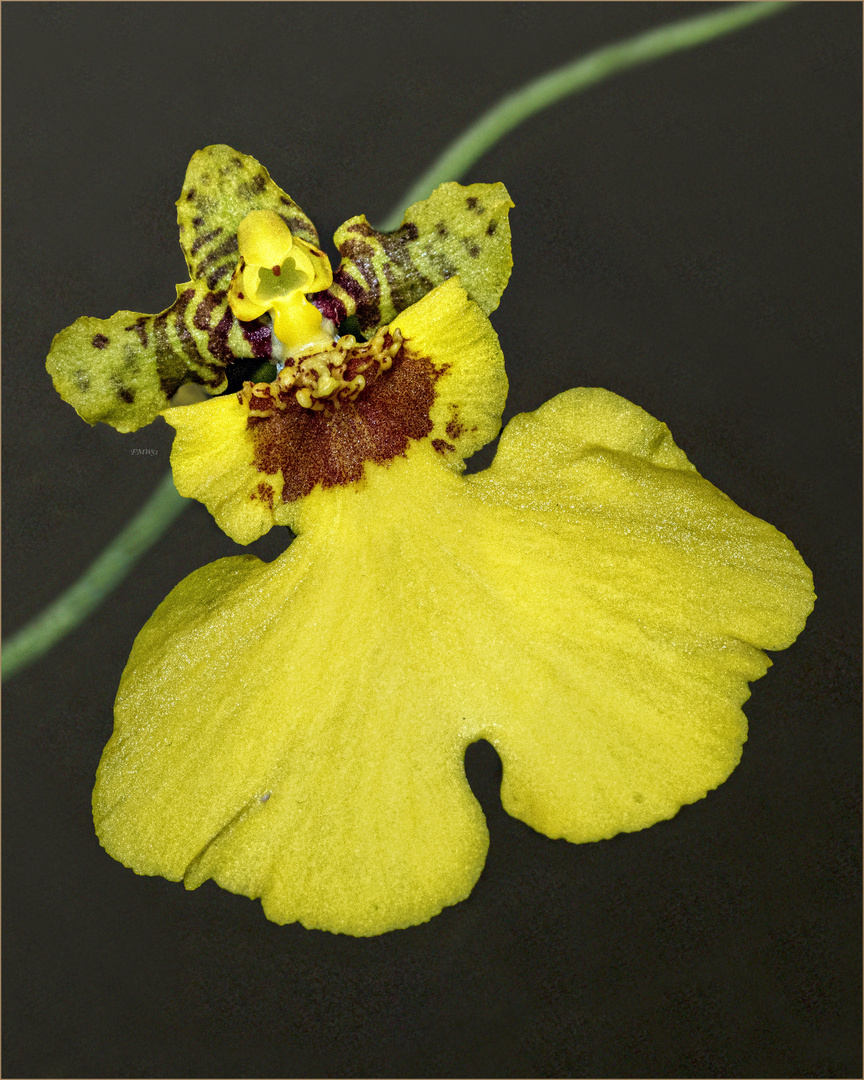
(95, 389, 812, 935)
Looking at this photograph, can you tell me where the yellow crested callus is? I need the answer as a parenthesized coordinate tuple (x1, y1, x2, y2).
(97, 326, 814, 933)
(228, 209, 333, 354)
(165, 278, 508, 542)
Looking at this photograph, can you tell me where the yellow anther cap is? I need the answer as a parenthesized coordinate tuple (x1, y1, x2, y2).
(229, 209, 334, 352)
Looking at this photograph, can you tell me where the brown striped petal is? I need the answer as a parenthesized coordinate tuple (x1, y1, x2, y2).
(314, 181, 513, 336)
(46, 281, 269, 433)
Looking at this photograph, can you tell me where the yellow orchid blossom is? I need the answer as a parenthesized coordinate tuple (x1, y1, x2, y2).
(47, 146, 814, 937)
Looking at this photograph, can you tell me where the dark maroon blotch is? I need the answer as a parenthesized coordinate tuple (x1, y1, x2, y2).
(92, 333, 109, 349)
(238, 319, 273, 359)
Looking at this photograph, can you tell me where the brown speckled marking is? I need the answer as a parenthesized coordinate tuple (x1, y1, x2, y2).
(432, 438, 455, 454)
(246, 338, 447, 503)
(256, 481, 275, 509)
(445, 416, 464, 440)
(92, 334, 109, 349)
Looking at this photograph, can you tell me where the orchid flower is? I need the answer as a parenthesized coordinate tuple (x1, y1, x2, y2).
(46, 146, 814, 937)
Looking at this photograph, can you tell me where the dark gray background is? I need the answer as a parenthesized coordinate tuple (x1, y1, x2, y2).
(3, 3, 860, 1077)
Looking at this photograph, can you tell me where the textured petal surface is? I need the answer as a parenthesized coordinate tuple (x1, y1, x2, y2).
(177, 145, 319, 292)
(95, 390, 813, 935)
(316, 182, 513, 335)
(464, 388, 814, 841)
(46, 281, 259, 432)
(164, 279, 507, 542)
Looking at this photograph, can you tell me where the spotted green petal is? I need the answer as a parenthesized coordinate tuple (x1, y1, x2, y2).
(316, 182, 513, 336)
(177, 145, 320, 293)
(93, 389, 812, 935)
(46, 280, 260, 432)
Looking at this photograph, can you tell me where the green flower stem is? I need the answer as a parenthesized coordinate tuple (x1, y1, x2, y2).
(3, 0, 794, 681)
(382, 0, 794, 230)
(3, 473, 186, 679)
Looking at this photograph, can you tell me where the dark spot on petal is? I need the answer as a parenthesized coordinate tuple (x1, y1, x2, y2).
(432, 439, 455, 454)
(238, 319, 273, 359)
(312, 291, 347, 327)
(117, 386, 135, 404)
(253, 172, 267, 193)
(238, 292, 245, 299)
(247, 339, 447, 501)
(192, 216, 204, 228)
(92, 334, 109, 349)
(468, 244, 480, 258)
(445, 417, 464, 439)
(486, 221, 497, 236)
(255, 481, 275, 508)
(466, 196, 478, 209)
(436, 221, 448, 237)
(272, 266, 281, 276)
(186, 188, 196, 201)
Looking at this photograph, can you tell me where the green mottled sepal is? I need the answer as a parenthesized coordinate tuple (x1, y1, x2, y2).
(318, 182, 513, 336)
(177, 145, 319, 292)
(46, 280, 256, 432)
